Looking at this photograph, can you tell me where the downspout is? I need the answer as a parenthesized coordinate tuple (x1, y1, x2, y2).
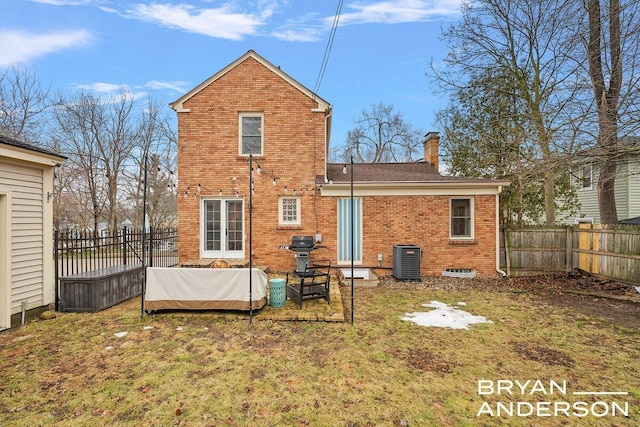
(496, 188, 507, 278)
(323, 107, 332, 182)
(313, 104, 332, 235)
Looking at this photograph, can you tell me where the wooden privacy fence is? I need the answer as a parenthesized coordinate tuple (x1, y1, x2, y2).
(500, 225, 640, 285)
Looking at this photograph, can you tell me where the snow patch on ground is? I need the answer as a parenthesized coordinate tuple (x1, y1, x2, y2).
(401, 301, 493, 329)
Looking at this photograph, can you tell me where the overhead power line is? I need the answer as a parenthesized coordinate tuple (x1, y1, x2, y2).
(314, 0, 343, 94)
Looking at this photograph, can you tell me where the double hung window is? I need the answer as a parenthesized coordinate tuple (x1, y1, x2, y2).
(581, 165, 593, 190)
(239, 113, 263, 155)
(450, 198, 473, 239)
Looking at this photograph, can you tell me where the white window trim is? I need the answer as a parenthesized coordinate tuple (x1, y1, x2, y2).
(580, 164, 593, 191)
(238, 112, 264, 156)
(450, 197, 474, 240)
(278, 196, 301, 225)
(200, 198, 245, 259)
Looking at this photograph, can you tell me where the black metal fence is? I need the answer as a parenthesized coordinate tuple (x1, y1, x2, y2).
(55, 227, 178, 279)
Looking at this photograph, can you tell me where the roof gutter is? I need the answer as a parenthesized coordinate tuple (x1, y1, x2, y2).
(320, 180, 510, 197)
(0, 144, 66, 167)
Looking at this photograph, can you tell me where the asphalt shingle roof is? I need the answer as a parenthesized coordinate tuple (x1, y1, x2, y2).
(619, 216, 640, 225)
(0, 134, 66, 159)
(324, 162, 507, 185)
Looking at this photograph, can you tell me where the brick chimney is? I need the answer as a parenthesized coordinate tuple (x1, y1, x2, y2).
(423, 132, 439, 170)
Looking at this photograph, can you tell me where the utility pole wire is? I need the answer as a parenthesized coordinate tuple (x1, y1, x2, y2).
(314, 0, 344, 94)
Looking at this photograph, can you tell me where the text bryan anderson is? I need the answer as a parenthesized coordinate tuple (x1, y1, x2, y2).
(477, 380, 629, 418)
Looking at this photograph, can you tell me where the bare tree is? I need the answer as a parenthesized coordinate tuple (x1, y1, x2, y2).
(585, 0, 623, 224)
(99, 89, 137, 232)
(51, 92, 108, 235)
(0, 65, 51, 143)
(343, 103, 423, 162)
(52, 89, 138, 234)
(432, 0, 583, 225)
(124, 96, 177, 229)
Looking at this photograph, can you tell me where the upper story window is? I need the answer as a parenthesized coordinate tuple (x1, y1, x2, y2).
(239, 113, 263, 156)
(279, 196, 301, 225)
(581, 165, 593, 190)
(450, 198, 474, 239)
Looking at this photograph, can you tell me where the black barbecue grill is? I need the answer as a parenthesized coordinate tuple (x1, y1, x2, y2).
(286, 236, 320, 273)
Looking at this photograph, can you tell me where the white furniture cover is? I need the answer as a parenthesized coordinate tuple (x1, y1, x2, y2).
(145, 267, 267, 311)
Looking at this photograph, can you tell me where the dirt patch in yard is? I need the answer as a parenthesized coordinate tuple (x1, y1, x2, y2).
(506, 271, 640, 330)
(532, 291, 640, 330)
(377, 270, 640, 330)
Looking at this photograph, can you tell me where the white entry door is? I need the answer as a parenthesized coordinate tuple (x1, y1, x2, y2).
(201, 199, 244, 259)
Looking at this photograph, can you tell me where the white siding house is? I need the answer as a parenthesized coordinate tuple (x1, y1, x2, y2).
(0, 135, 65, 329)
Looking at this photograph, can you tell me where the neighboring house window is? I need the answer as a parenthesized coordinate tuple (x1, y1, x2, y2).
(581, 165, 592, 190)
(239, 113, 263, 155)
(450, 198, 473, 239)
(279, 196, 300, 225)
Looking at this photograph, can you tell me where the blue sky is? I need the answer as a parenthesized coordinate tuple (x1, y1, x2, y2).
(1, 0, 462, 149)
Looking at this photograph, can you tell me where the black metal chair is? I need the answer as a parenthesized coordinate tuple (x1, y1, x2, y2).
(285, 259, 331, 308)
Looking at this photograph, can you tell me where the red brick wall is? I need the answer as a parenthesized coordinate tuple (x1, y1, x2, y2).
(176, 55, 500, 278)
(177, 56, 328, 269)
(316, 194, 498, 277)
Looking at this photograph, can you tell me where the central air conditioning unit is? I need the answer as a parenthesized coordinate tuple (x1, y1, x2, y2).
(393, 244, 422, 280)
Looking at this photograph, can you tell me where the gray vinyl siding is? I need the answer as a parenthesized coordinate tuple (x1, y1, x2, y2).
(0, 160, 44, 313)
(627, 161, 640, 219)
(566, 158, 640, 224)
(614, 162, 630, 219)
(573, 163, 600, 222)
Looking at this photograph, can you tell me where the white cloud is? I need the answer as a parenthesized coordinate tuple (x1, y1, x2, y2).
(145, 80, 190, 93)
(272, 27, 322, 42)
(0, 29, 92, 67)
(98, 6, 119, 14)
(73, 80, 185, 100)
(337, 0, 462, 26)
(270, 10, 324, 42)
(256, 0, 279, 20)
(29, 0, 94, 5)
(74, 82, 123, 93)
(75, 80, 189, 95)
(126, 3, 266, 40)
(72, 82, 149, 103)
(272, 1, 461, 42)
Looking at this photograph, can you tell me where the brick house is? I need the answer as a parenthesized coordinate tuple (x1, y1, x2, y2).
(170, 50, 509, 278)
